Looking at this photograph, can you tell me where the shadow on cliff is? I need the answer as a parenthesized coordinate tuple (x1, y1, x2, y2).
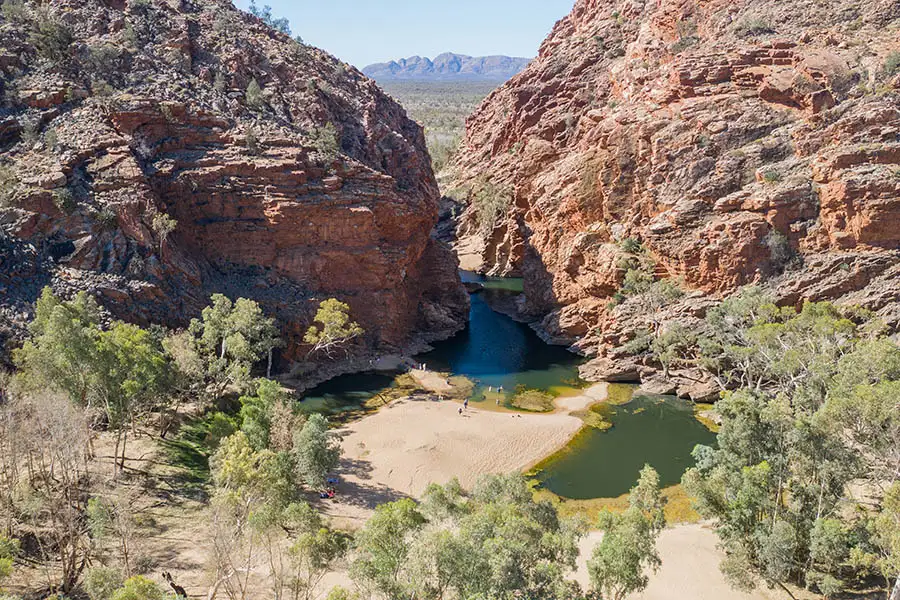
(519, 235, 567, 342)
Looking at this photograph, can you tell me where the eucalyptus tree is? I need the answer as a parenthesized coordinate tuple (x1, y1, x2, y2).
(303, 299, 363, 358)
(188, 294, 281, 393)
(14, 288, 171, 472)
(682, 292, 900, 598)
(588, 465, 665, 600)
(350, 473, 584, 600)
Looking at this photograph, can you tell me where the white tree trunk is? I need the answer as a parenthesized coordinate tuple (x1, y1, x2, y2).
(889, 575, 900, 600)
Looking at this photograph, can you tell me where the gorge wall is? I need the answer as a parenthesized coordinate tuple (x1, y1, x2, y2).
(448, 0, 900, 390)
(0, 0, 469, 373)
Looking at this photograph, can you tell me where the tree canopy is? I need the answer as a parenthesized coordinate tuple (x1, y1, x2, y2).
(681, 290, 900, 598)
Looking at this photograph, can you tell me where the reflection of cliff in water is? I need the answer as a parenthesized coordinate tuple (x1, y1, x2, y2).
(419, 272, 585, 401)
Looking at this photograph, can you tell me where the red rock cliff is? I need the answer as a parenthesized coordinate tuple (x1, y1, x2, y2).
(0, 0, 468, 370)
(448, 0, 900, 357)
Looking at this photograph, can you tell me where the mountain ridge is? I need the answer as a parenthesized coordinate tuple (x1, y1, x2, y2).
(363, 52, 530, 82)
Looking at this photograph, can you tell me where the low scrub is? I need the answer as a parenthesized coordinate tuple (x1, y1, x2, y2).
(509, 388, 555, 412)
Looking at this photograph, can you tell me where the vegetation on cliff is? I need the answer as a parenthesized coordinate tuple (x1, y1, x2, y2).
(0, 0, 467, 371)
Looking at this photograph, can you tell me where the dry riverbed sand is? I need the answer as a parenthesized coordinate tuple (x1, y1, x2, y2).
(320, 396, 583, 526)
(319, 384, 787, 599)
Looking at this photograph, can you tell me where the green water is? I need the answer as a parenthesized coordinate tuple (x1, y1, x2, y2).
(299, 372, 398, 415)
(535, 389, 718, 499)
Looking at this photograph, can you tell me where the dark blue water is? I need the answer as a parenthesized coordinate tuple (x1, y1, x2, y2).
(300, 272, 585, 411)
(419, 272, 584, 401)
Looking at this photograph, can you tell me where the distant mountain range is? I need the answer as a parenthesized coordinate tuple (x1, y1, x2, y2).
(362, 53, 531, 82)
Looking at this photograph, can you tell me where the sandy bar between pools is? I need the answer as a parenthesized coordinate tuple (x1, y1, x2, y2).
(317, 385, 787, 599)
(321, 395, 584, 525)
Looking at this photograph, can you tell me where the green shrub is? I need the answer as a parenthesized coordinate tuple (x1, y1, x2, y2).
(764, 230, 794, 267)
(473, 180, 512, 236)
(607, 291, 626, 310)
(28, 8, 74, 64)
(0, 164, 19, 208)
(619, 237, 644, 254)
(671, 19, 699, 53)
(122, 23, 138, 49)
(84, 566, 124, 600)
(43, 128, 59, 152)
(621, 330, 652, 355)
(245, 78, 265, 111)
(0, 536, 19, 588)
(308, 122, 340, 162)
(213, 71, 227, 93)
(761, 169, 781, 184)
(110, 576, 165, 600)
(1, 0, 28, 23)
(52, 188, 76, 214)
(734, 16, 774, 37)
(244, 127, 261, 155)
(621, 268, 653, 296)
(87, 44, 126, 75)
(21, 120, 39, 147)
(159, 104, 175, 122)
(96, 207, 119, 230)
(91, 79, 116, 98)
(883, 51, 900, 78)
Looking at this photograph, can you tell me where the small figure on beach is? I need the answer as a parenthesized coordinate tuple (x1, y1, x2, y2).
(464, 398, 469, 410)
(458, 407, 463, 416)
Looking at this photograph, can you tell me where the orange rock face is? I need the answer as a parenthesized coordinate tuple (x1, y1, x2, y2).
(0, 0, 467, 369)
(448, 0, 900, 351)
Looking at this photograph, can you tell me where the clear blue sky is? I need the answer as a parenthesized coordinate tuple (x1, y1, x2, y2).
(232, 0, 575, 68)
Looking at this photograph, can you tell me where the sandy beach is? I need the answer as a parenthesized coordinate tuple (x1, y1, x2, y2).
(574, 527, 786, 600)
(321, 396, 583, 525)
(318, 386, 788, 599)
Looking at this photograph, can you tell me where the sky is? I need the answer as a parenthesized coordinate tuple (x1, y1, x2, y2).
(232, 0, 576, 69)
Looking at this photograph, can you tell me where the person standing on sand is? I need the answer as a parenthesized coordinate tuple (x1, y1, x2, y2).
(464, 398, 469, 410)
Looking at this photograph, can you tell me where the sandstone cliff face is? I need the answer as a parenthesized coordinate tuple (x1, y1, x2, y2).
(448, 0, 900, 373)
(0, 0, 468, 370)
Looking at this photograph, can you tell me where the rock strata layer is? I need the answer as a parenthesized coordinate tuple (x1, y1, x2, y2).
(448, 0, 900, 393)
(0, 0, 468, 370)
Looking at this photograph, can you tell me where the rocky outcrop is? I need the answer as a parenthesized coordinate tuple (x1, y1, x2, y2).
(447, 0, 900, 385)
(0, 0, 468, 373)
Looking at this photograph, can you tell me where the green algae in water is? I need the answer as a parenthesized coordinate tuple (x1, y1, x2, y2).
(535, 391, 718, 500)
(298, 372, 400, 415)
